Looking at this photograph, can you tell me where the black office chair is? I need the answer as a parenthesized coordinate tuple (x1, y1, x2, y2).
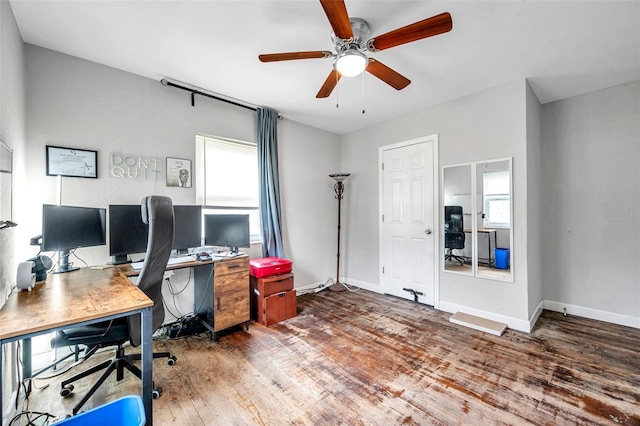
(52, 196, 177, 415)
(444, 205, 466, 266)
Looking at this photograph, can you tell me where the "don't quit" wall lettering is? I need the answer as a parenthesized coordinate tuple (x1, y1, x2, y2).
(110, 153, 162, 180)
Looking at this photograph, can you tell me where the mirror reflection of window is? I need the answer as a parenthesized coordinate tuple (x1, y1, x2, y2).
(483, 170, 510, 228)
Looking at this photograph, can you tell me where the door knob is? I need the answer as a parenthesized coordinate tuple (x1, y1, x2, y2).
(425, 229, 432, 235)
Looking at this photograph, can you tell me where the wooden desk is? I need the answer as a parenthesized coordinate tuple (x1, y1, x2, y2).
(0, 267, 155, 424)
(118, 255, 250, 340)
(464, 228, 497, 266)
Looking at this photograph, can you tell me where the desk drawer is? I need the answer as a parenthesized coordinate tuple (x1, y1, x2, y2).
(215, 257, 249, 276)
(252, 273, 293, 298)
(262, 289, 297, 327)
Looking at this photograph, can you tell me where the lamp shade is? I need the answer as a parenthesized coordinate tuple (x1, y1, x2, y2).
(334, 51, 367, 77)
(329, 173, 351, 182)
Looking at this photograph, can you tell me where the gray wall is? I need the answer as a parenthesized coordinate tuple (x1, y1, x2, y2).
(526, 81, 543, 319)
(541, 81, 640, 324)
(0, 0, 26, 417)
(22, 44, 340, 288)
(341, 79, 536, 331)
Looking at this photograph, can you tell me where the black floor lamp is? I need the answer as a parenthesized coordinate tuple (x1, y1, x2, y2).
(329, 173, 350, 291)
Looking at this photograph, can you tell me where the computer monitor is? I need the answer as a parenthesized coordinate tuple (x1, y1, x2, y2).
(42, 204, 107, 273)
(173, 205, 202, 254)
(108, 204, 149, 264)
(204, 214, 250, 254)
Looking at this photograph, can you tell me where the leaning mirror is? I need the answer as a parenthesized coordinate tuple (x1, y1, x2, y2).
(442, 164, 472, 275)
(475, 159, 512, 281)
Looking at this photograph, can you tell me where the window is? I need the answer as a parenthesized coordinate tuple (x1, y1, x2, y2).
(195, 134, 261, 241)
(483, 170, 510, 228)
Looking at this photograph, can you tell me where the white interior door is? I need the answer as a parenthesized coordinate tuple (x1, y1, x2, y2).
(380, 137, 437, 305)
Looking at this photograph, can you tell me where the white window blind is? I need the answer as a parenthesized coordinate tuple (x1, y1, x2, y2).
(484, 170, 509, 195)
(483, 170, 510, 228)
(195, 134, 258, 208)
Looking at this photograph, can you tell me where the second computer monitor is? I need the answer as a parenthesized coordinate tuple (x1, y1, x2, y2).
(173, 205, 202, 254)
(204, 214, 250, 254)
(109, 204, 149, 264)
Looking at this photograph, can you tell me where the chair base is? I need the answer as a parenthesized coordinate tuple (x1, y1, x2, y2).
(60, 346, 176, 415)
(444, 249, 465, 266)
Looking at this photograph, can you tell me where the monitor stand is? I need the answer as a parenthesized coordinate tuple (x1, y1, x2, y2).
(109, 254, 130, 265)
(51, 250, 80, 274)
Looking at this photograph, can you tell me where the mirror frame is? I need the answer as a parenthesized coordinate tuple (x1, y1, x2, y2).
(442, 157, 513, 282)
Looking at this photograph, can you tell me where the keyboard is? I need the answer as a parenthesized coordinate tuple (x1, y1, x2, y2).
(211, 251, 243, 258)
(130, 255, 195, 270)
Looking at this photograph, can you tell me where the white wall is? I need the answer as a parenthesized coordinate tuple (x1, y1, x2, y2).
(23, 44, 340, 292)
(526, 81, 543, 321)
(541, 81, 640, 327)
(0, 0, 26, 417)
(279, 121, 341, 287)
(341, 79, 535, 331)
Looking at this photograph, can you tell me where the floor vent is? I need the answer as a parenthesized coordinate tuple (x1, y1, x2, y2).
(449, 312, 507, 336)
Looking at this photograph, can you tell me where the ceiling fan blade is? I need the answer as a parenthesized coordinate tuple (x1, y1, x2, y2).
(319, 0, 353, 39)
(366, 59, 411, 90)
(368, 12, 452, 52)
(316, 70, 342, 98)
(259, 51, 332, 62)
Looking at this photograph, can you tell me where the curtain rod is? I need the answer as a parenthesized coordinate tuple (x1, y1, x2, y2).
(160, 79, 282, 119)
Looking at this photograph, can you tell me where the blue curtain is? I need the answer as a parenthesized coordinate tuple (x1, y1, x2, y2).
(256, 107, 285, 258)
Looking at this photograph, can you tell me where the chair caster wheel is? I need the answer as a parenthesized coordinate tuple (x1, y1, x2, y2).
(167, 356, 177, 366)
(152, 387, 162, 399)
(60, 384, 74, 398)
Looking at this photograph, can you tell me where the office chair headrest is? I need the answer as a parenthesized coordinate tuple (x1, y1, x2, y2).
(141, 195, 173, 225)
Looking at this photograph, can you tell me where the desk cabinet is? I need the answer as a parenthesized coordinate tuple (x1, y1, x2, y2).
(194, 256, 250, 338)
(214, 258, 250, 332)
(250, 273, 296, 326)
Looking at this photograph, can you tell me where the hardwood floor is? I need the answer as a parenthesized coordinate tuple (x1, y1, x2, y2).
(15, 289, 640, 425)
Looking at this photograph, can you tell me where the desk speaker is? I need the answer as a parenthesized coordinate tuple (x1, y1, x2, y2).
(28, 255, 52, 282)
(17, 261, 36, 291)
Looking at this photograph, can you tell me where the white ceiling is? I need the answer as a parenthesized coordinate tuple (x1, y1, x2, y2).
(9, 0, 640, 135)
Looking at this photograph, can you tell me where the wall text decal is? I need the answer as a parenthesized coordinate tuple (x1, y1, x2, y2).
(110, 153, 162, 180)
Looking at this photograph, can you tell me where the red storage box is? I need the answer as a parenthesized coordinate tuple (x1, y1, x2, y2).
(250, 257, 292, 278)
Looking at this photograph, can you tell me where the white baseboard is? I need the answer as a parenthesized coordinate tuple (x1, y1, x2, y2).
(544, 300, 640, 329)
(295, 277, 380, 295)
(439, 301, 532, 333)
(342, 277, 382, 294)
(295, 281, 324, 292)
(529, 299, 544, 331)
(295, 281, 639, 331)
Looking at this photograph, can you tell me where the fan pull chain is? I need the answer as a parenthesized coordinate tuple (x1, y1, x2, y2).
(335, 69, 340, 108)
(361, 72, 366, 114)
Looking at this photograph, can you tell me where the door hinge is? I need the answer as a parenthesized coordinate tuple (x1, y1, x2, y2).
(381, 214, 384, 222)
(382, 266, 385, 274)
(381, 162, 384, 171)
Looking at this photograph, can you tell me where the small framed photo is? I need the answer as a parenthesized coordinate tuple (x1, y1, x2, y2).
(46, 145, 98, 178)
(166, 157, 192, 188)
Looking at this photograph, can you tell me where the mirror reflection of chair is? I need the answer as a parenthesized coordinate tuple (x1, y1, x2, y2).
(444, 205, 465, 266)
(51, 196, 177, 415)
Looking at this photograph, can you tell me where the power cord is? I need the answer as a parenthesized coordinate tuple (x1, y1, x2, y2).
(8, 410, 57, 425)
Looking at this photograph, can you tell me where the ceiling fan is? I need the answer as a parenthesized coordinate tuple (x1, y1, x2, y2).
(258, 0, 453, 99)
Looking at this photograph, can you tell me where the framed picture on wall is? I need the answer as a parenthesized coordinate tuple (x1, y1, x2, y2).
(166, 157, 192, 188)
(46, 145, 98, 178)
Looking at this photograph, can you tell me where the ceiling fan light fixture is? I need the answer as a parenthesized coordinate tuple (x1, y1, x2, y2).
(334, 50, 367, 77)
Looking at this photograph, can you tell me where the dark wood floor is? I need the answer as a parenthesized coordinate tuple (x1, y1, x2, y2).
(14, 289, 640, 425)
